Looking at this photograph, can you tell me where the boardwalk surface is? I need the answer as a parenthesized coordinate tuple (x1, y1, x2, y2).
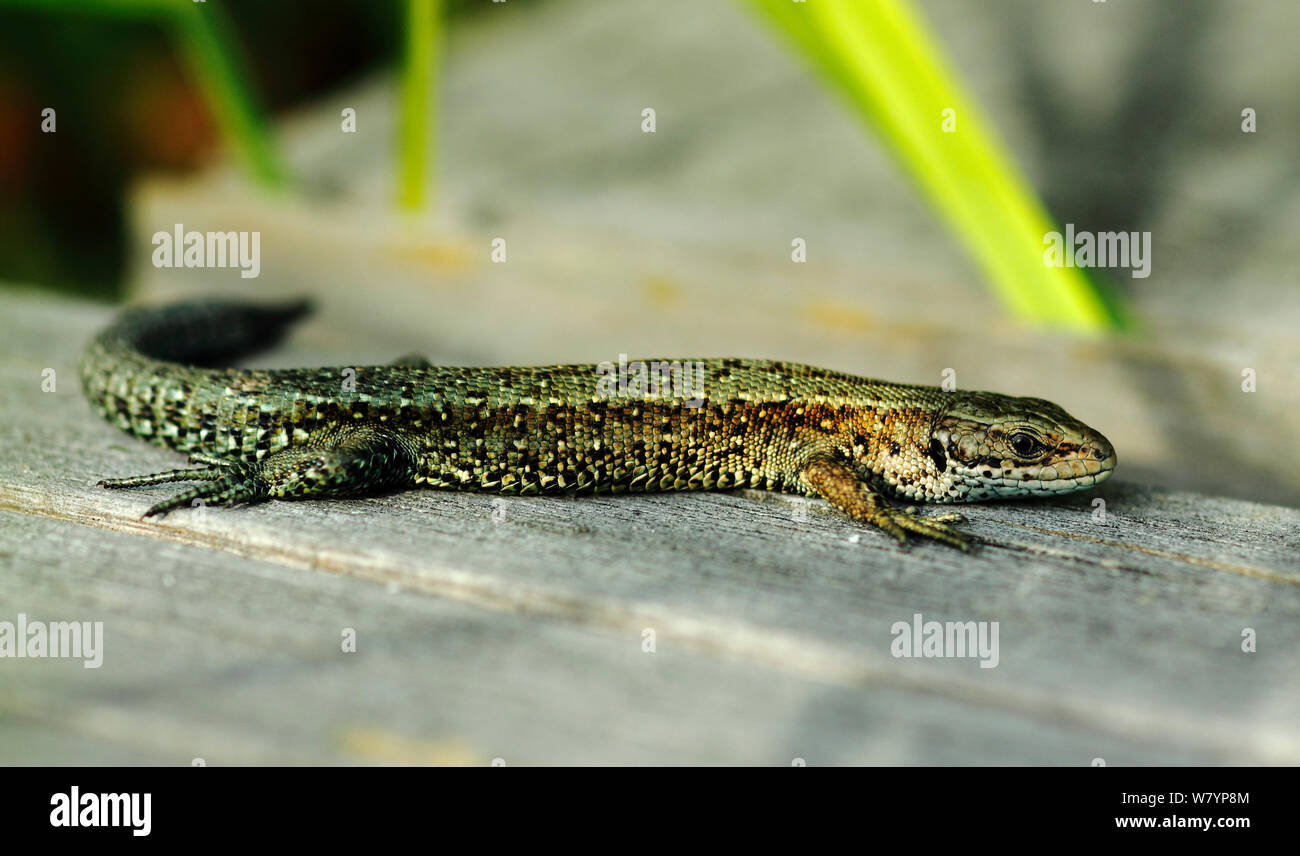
(1, 292, 1297, 765)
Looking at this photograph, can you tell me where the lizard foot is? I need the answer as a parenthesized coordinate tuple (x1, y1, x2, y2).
(98, 425, 417, 518)
(801, 455, 975, 551)
(101, 460, 264, 517)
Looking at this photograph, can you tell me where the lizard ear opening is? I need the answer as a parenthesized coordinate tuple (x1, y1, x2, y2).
(928, 438, 947, 472)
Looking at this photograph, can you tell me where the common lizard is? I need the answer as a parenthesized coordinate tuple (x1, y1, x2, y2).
(80, 299, 1117, 550)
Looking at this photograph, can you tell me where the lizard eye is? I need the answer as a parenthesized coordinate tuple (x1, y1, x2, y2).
(1008, 432, 1040, 457)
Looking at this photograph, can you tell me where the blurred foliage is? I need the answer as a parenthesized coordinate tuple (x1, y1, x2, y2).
(0, 0, 494, 298)
(398, 0, 439, 210)
(1, 0, 1128, 332)
(748, 0, 1125, 332)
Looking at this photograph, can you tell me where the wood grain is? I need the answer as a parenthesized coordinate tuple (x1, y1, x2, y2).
(1, 291, 1297, 764)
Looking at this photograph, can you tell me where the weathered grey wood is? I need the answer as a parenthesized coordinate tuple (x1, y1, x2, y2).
(1, 510, 1225, 767)
(1, 291, 1298, 765)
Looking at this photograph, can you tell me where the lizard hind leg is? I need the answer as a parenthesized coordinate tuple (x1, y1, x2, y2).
(254, 425, 417, 502)
(101, 425, 418, 518)
(800, 456, 974, 551)
(101, 460, 261, 518)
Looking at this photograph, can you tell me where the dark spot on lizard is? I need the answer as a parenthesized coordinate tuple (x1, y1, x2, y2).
(888, 441, 901, 456)
(928, 438, 947, 472)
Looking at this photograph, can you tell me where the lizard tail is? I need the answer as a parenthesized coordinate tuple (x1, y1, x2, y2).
(91, 298, 313, 367)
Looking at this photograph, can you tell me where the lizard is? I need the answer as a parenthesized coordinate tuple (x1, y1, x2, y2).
(79, 299, 1117, 550)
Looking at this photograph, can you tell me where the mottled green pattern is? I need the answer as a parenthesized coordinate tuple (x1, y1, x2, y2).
(80, 300, 1117, 549)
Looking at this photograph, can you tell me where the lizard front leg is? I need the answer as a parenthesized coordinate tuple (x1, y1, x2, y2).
(100, 425, 418, 518)
(799, 455, 973, 551)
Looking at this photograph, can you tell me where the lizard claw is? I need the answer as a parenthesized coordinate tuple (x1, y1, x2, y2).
(883, 507, 974, 551)
(903, 506, 965, 524)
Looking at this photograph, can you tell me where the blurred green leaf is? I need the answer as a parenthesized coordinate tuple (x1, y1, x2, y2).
(747, 0, 1128, 332)
(173, 2, 286, 188)
(398, 0, 440, 210)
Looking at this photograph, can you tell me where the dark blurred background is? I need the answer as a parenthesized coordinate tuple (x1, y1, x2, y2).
(0, 0, 517, 298)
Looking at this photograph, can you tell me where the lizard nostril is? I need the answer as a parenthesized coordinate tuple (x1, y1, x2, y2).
(1092, 448, 1107, 461)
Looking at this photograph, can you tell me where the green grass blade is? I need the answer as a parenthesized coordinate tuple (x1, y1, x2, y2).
(747, 0, 1128, 332)
(173, 2, 286, 189)
(398, 0, 440, 210)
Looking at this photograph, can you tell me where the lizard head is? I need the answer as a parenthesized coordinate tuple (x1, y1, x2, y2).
(928, 392, 1116, 501)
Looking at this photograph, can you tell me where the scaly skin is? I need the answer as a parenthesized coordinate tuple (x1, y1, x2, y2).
(79, 300, 1118, 550)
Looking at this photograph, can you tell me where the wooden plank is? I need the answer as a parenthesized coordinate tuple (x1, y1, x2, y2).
(0, 510, 1215, 766)
(2, 290, 1298, 764)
